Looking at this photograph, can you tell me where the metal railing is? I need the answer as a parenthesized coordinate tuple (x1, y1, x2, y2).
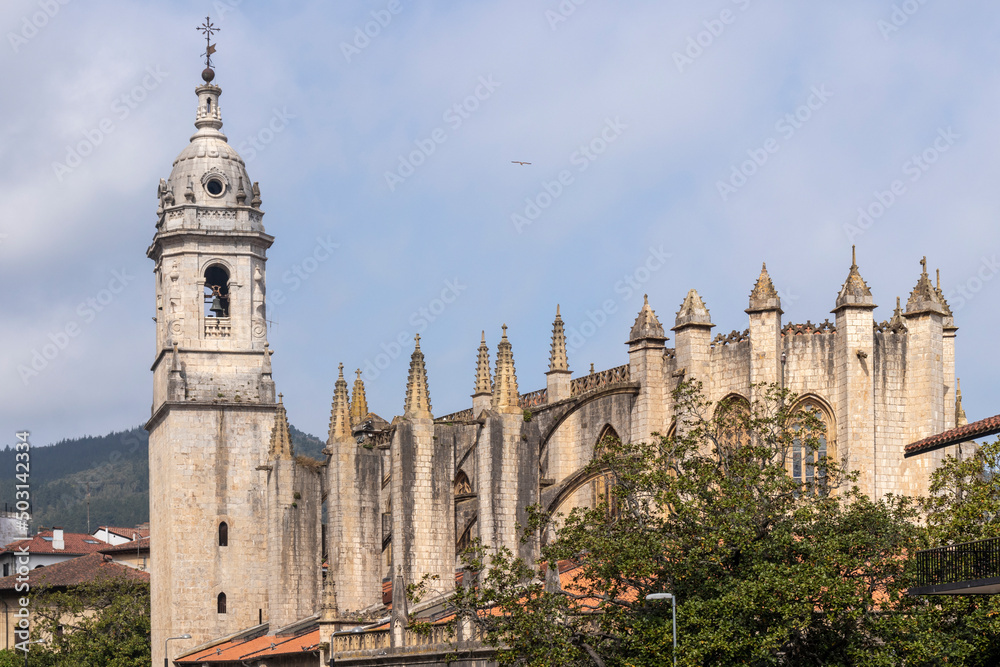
(914, 536, 1000, 587)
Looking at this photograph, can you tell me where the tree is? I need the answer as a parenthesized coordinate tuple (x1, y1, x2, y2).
(449, 381, 923, 666)
(0, 576, 150, 667)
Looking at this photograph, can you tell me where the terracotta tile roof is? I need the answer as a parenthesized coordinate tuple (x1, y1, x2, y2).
(904, 414, 1000, 457)
(177, 628, 321, 664)
(2, 530, 108, 555)
(0, 552, 149, 590)
(98, 536, 150, 554)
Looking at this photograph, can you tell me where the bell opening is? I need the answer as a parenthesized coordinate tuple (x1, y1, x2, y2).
(204, 265, 230, 318)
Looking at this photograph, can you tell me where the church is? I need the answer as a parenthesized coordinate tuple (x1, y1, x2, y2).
(147, 58, 974, 667)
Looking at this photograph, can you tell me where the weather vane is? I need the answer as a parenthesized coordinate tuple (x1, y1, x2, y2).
(197, 16, 220, 70)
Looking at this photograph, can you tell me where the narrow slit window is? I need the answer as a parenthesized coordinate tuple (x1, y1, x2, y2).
(218, 592, 227, 614)
(219, 521, 228, 547)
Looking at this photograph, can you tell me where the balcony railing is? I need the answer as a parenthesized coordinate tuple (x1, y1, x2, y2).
(912, 536, 1000, 592)
(204, 317, 232, 338)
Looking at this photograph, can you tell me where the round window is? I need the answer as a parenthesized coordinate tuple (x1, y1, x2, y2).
(205, 178, 224, 196)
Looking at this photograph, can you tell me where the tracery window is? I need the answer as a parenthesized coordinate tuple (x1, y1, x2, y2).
(790, 398, 834, 492)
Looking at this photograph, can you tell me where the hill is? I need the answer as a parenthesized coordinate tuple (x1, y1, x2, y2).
(0, 424, 327, 535)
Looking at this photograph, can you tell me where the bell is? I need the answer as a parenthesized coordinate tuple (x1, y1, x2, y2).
(209, 296, 225, 317)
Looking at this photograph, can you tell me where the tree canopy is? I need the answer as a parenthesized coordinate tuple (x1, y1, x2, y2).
(448, 381, 1000, 667)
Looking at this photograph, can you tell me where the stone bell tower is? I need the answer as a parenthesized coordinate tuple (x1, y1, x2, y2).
(146, 51, 276, 666)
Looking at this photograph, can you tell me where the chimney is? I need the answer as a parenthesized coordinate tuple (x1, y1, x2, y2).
(52, 527, 64, 550)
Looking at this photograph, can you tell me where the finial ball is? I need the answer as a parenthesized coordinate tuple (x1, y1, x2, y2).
(201, 67, 216, 83)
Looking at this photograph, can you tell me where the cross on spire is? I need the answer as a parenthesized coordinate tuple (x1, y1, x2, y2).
(197, 16, 220, 70)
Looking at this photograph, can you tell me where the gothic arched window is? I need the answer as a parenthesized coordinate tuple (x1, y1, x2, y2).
(217, 592, 227, 614)
(204, 265, 230, 318)
(218, 522, 228, 547)
(790, 398, 835, 492)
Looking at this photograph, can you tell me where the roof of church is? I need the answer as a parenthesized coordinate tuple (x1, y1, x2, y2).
(904, 414, 1000, 457)
(177, 628, 321, 664)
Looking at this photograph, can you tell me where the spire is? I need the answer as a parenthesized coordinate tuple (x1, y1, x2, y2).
(887, 297, 907, 332)
(404, 335, 432, 419)
(834, 245, 875, 311)
(350, 369, 368, 426)
(327, 364, 351, 443)
(628, 295, 667, 344)
(905, 256, 947, 316)
(956, 378, 968, 426)
(747, 263, 782, 313)
(474, 331, 493, 396)
(492, 325, 520, 413)
(934, 268, 956, 322)
(548, 305, 570, 373)
(269, 394, 294, 460)
(673, 289, 714, 330)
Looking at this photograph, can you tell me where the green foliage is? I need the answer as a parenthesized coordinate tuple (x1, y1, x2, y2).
(447, 382, 1000, 666)
(0, 576, 150, 667)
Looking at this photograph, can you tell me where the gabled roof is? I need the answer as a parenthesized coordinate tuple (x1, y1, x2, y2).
(95, 525, 149, 540)
(2, 530, 107, 555)
(177, 628, 321, 664)
(904, 414, 1000, 457)
(0, 552, 149, 591)
(98, 536, 150, 554)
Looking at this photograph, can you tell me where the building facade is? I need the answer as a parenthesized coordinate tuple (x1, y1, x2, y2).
(149, 65, 966, 666)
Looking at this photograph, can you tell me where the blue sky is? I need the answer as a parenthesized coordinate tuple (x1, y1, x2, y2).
(1, 1, 998, 446)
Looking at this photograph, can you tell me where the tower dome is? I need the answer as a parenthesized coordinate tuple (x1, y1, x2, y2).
(161, 79, 261, 223)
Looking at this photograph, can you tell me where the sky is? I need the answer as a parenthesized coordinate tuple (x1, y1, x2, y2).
(1, 0, 998, 448)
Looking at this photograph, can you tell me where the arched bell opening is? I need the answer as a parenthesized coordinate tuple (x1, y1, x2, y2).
(204, 265, 230, 317)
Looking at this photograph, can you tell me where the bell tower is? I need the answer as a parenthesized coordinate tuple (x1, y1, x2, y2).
(146, 26, 277, 666)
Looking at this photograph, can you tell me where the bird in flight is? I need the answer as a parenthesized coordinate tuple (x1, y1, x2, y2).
(511, 161, 532, 166)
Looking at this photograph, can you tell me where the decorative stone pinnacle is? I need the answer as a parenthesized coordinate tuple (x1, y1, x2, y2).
(956, 377, 967, 426)
(474, 331, 493, 396)
(673, 289, 714, 331)
(261, 343, 272, 376)
(492, 326, 520, 413)
(628, 294, 667, 344)
(887, 296, 907, 332)
(327, 363, 351, 443)
(934, 268, 955, 319)
(404, 335, 432, 419)
(905, 256, 947, 317)
(747, 263, 782, 313)
(548, 305, 570, 373)
(834, 247, 875, 311)
(350, 369, 368, 427)
(269, 394, 294, 460)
